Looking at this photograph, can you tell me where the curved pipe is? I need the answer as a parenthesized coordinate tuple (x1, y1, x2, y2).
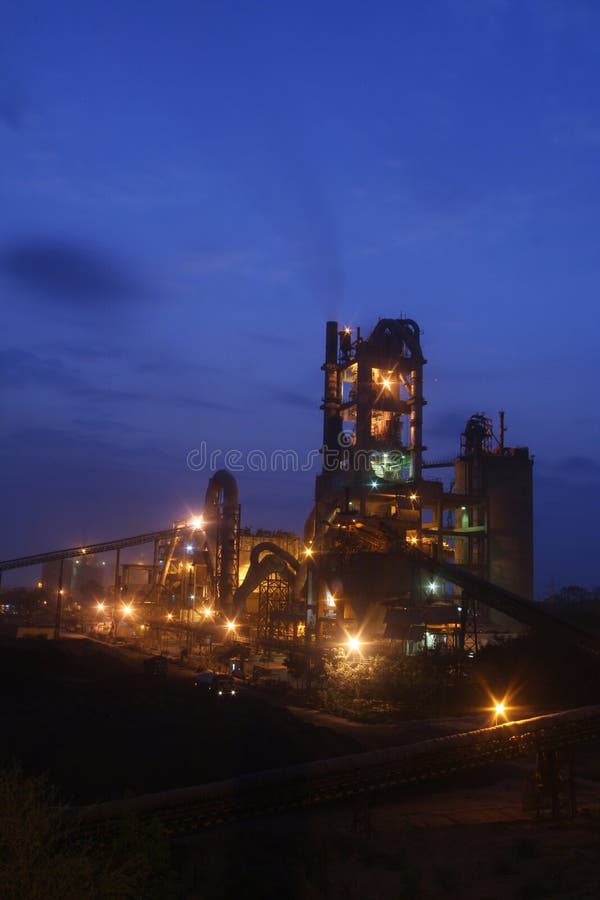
(204, 469, 239, 511)
(367, 317, 425, 364)
(233, 544, 296, 613)
(249, 541, 300, 573)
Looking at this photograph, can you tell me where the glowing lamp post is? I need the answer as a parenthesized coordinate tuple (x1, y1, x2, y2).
(346, 636, 361, 654)
(491, 696, 509, 725)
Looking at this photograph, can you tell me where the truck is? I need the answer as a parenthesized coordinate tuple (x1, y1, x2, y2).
(192, 671, 237, 697)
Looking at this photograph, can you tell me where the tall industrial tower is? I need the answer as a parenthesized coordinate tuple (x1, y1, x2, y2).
(320, 318, 426, 489)
(306, 318, 533, 648)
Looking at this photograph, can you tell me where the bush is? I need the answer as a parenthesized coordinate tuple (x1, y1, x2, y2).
(0, 764, 178, 899)
(317, 648, 458, 718)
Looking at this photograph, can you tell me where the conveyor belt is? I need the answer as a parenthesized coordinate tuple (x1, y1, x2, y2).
(401, 543, 600, 655)
(0, 527, 182, 572)
(74, 705, 600, 835)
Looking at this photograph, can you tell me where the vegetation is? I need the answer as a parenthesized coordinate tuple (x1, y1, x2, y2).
(0, 765, 178, 899)
(473, 631, 600, 710)
(539, 585, 600, 636)
(316, 583, 600, 719)
(317, 647, 464, 720)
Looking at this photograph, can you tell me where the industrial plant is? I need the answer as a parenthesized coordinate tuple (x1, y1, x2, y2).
(1, 316, 543, 664)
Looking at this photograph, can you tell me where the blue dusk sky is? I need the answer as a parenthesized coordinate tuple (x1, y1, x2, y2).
(1, 1, 600, 595)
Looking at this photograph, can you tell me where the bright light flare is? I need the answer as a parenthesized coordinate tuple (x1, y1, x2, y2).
(166, 612, 174, 621)
(97, 602, 105, 612)
(188, 516, 204, 529)
(122, 604, 133, 617)
(226, 620, 237, 632)
(304, 546, 313, 557)
(490, 695, 510, 722)
(347, 637, 361, 653)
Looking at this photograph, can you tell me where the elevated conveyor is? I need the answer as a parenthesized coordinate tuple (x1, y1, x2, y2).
(401, 543, 600, 655)
(74, 705, 600, 835)
(0, 527, 182, 573)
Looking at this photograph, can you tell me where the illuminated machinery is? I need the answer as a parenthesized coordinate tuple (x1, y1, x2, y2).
(303, 318, 534, 652)
(236, 530, 304, 643)
(150, 470, 240, 622)
(141, 472, 305, 642)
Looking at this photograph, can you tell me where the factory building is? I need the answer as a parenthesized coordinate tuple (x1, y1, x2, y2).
(234, 316, 533, 654)
(95, 316, 533, 657)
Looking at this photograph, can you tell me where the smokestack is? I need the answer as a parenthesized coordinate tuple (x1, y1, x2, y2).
(322, 321, 341, 463)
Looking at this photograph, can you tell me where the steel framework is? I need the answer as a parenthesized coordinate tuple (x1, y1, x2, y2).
(257, 570, 295, 642)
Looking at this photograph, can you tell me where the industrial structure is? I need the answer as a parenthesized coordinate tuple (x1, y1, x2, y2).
(1, 316, 539, 659)
(235, 317, 534, 654)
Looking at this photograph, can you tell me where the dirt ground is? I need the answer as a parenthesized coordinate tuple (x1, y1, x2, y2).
(181, 755, 600, 899)
(3, 637, 600, 897)
(0, 637, 359, 803)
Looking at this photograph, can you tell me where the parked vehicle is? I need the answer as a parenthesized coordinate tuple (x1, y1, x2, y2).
(192, 671, 237, 697)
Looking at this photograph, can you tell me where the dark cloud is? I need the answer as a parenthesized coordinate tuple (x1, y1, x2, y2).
(0, 425, 171, 470)
(0, 237, 144, 306)
(170, 394, 238, 413)
(1, 348, 234, 413)
(72, 417, 143, 434)
(0, 348, 78, 391)
(271, 389, 315, 410)
(0, 348, 145, 404)
(136, 358, 213, 376)
(69, 383, 144, 404)
(0, 427, 177, 559)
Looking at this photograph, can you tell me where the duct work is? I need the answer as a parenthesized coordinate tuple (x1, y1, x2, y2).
(203, 469, 240, 618)
(234, 542, 300, 613)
